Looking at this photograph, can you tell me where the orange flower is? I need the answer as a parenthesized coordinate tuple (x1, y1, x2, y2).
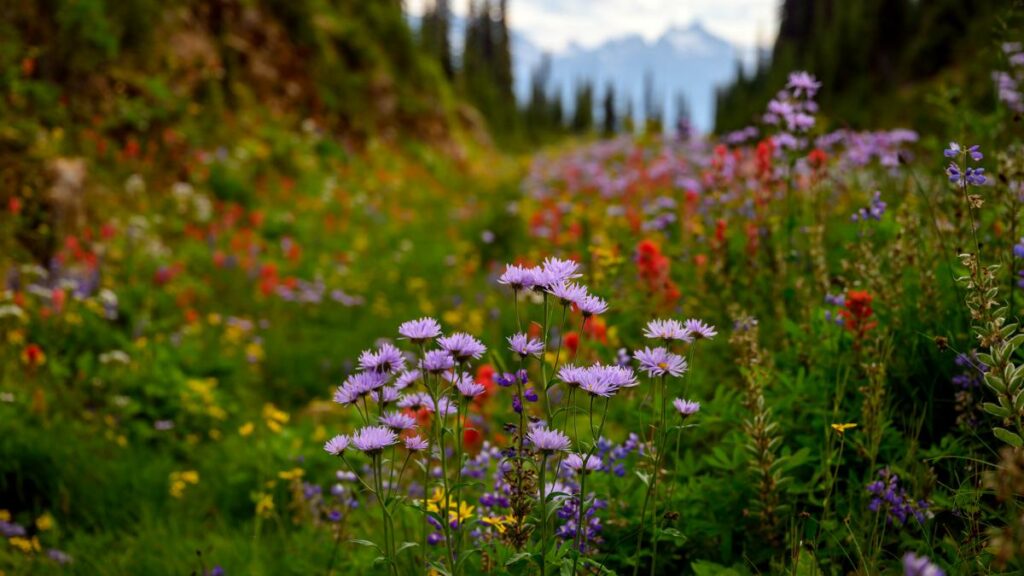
(21, 344, 46, 368)
(839, 290, 877, 345)
(808, 148, 828, 170)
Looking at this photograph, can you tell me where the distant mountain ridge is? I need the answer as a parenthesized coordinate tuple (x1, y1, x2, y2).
(409, 13, 744, 133)
(512, 22, 743, 133)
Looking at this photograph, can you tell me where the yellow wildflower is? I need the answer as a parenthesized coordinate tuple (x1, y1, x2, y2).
(262, 403, 289, 433)
(481, 515, 513, 534)
(35, 513, 54, 531)
(278, 468, 304, 481)
(255, 493, 274, 517)
(245, 341, 264, 363)
(9, 536, 34, 554)
(0, 509, 10, 522)
(831, 423, 858, 436)
(239, 422, 255, 437)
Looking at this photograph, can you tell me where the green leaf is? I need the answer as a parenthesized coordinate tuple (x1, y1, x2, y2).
(994, 427, 1024, 447)
(984, 403, 1011, 418)
(349, 539, 382, 553)
(794, 549, 823, 576)
(396, 542, 419, 555)
(505, 552, 533, 567)
(657, 527, 688, 545)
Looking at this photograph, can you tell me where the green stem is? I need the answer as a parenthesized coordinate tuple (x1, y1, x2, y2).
(539, 452, 550, 576)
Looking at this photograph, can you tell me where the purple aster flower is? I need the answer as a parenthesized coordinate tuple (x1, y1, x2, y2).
(672, 398, 700, 418)
(683, 319, 717, 340)
(635, 347, 688, 378)
(562, 453, 602, 475)
(541, 257, 582, 286)
(578, 371, 618, 398)
(380, 410, 417, 431)
(398, 317, 442, 343)
(438, 332, 487, 362)
(421, 349, 455, 374)
(397, 392, 432, 411)
(334, 371, 388, 405)
(498, 264, 537, 291)
(371, 386, 401, 406)
(577, 294, 608, 317)
(594, 364, 639, 389)
(558, 364, 587, 388)
(508, 333, 544, 357)
(0, 520, 25, 537)
(325, 434, 350, 455)
(527, 426, 572, 453)
(47, 549, 73, 565)
(903, 553, 944, 576)
(394, 369, 421, 390)
(358, 343, 406, 374)
(351, 425, 399, 454)
(405, 435, 429, 451)
(787, 71, 821, 97)
(454, 373, 486, 398)
(643, 319, 690, 341)
(547, 281, 589, 306)
(433, 397, 457, 418)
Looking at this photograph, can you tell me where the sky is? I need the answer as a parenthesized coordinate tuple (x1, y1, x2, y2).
(405, 0, 779, 53)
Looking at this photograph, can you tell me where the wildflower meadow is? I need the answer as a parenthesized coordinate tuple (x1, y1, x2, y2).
(2, 1, 1024, 575)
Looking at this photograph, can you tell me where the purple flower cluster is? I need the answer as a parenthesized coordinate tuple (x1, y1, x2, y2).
(558, 364, 639, 397)
(994, 42, 1024, 113)
(851, 191, 886, 222)
(903, 553, 945, 576)
(1014, 237, 1024, 289)
(642, 318, 716, 342)
(951, 351, 988, 390)
(763, 71, 820, 151)
(944, 142, 986, 187)
(498, 258, 608, 316)
(866, 468, 932, 527)
(555, 493, 606, 552)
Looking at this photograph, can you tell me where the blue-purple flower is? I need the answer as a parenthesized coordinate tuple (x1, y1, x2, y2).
(683, 319, 717, 340)
(358, 343, 406, 374)
(324, 434, 350, 455)
(438, 332, 487, 362)
(508, 333, 544, 357)
(404, 435, 429, 452)
(351, 426, 399, 454)
(421, 350, 456, 374)
(398, 317, 442, 343)
(672, 398, 700, 418)
(562, 453, 602, 475)
(903, 553, 944, 576)
(334, 371, 388, 405)
(547, 281, 588, 306)
(643, 319, 689, 341)
(635, 347, 688, 378)
(577, 294, 608, 317)
(380, 410, 417, 431)
(528, 426, 572, 453)
(498, 264, 537, 291)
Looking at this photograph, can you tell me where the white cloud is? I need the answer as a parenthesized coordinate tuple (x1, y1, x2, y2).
(406, 0, 778, 52)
